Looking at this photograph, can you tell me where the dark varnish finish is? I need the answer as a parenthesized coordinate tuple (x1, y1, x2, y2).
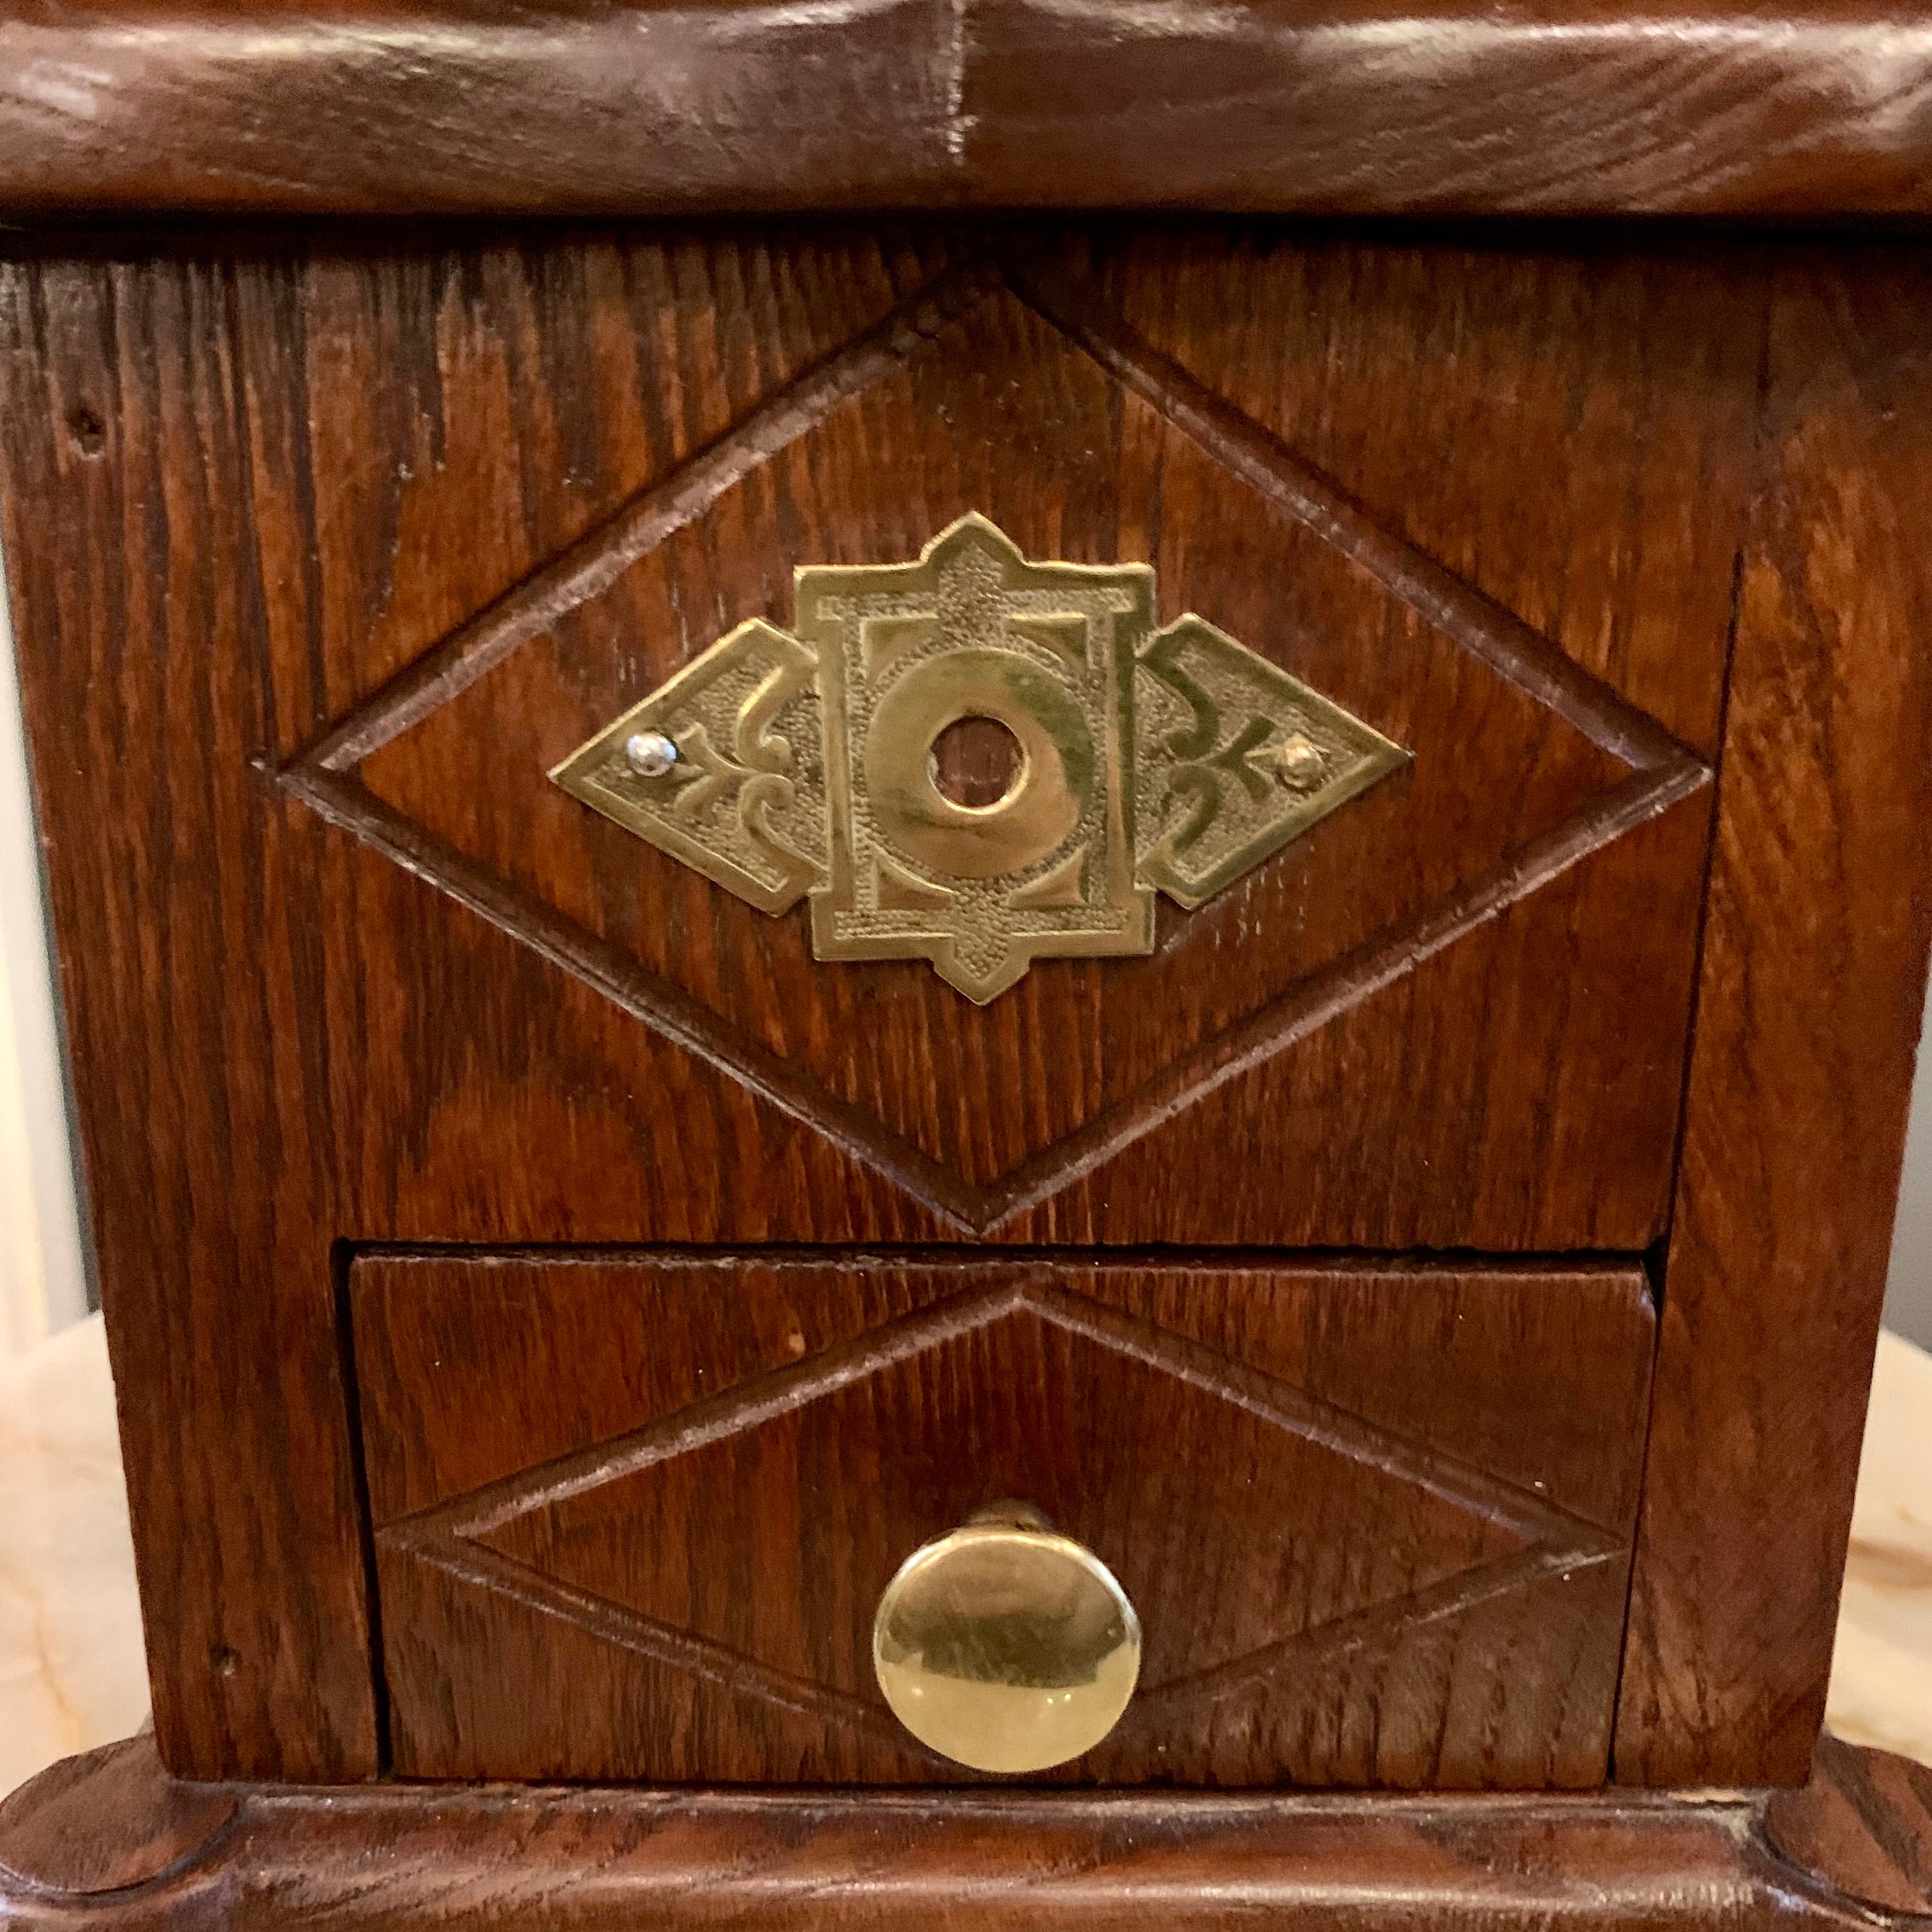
(1766, 1736, 1932, 1918)
(1614, 251, 1932, 1788)
(7, 1, 1932, 217)
(0, 228, 953, 1781)
(310, 241, 1718, 1244)
(0, 220, 1927, 1816)
(5, 1732, 1931, 1932)
(352, 1250, 1653, 1787)
(0, 1738, 237, 1901)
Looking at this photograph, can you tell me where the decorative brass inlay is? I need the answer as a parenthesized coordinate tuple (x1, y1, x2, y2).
(551, 514, 1407, 1002)
(871, 1502, 1141, 1774)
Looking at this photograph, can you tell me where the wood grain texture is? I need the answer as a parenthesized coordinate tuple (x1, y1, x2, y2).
(1765, 1736, 1932, 1918)
(1614, 251, 1932, 1788)
(0, 228, 953, 1780)
(1, 223, 1915, 1792)
(352, 1250, 1653, 1788)
(0, 1737, 236, 1898)
(0, 1736, 1901, 1932)
(262, 232, 1727, 1251)
(0, 227, 1732, 1289)
(8, 3, 1932, 218)
(314, 245, 1714, 1238)
(1085, 230, 1767, 765)
(0, 245, 381, 1781)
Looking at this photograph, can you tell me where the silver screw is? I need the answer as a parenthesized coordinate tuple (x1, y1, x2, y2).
(624, 730, 679, 778)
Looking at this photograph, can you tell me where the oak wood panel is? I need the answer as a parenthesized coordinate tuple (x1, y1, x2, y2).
(252, 231, 962, 767)
(8, 4, 1932, 220)
(0, 228, 954, 1780)
(1614, 252, 1932, 1786)
(1, 1736, 1894, 1932)
(1088, 231, 1768, 761)
(1, 224, 1892, 1788)
(270, 763, 1712, 1252)
(0, 246, 380, 1780)
(343, 272, 1666, 1199)
(353, 1250, 1654, 1787)
(266, 234, 1726, 1250)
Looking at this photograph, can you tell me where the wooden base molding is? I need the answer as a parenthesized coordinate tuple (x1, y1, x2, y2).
(1766, 1736, 1932, 1919)
(3, 1736, 1929, 1931)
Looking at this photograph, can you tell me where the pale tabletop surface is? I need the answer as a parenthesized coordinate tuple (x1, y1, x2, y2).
(2, 1315, 1928, 1800)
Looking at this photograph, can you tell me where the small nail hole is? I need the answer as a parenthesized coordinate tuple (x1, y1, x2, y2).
(211, 1644, 241, 1677)
(67, 407, 105, 457)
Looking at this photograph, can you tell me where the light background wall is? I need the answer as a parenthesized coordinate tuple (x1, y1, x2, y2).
(1885, 980, 1932, 1349)
(1, 564, 88, 1357)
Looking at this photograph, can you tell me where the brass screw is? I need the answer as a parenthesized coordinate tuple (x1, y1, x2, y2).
(1272, 732, 1326, 789)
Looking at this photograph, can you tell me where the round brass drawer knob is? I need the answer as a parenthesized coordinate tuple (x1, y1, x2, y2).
(871, 1503, 1141, 1773)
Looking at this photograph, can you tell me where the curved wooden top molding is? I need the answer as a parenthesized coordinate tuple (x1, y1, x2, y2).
(4, 1, 1932, 218)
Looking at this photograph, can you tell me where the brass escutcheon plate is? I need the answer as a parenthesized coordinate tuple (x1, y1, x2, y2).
(551, 515, 1407, 1002)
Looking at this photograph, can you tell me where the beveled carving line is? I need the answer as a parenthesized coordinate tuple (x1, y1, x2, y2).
(380, 1275, 1612, 1753)
(278, 746, 1700, 1238)
(290, 257, 1000, 776)
(378, 1274, 1613, 1753)
(292, 756, 1697, 1237)
(977, 759, 1709, 1229)
(1001, 251, 1705, 782)
(1123, 1543, 1620, 1724)
(277, 764, 985, 1232)
(1031, 1289, 1623, 1554)
(379, 1525, 933, 1759)
(385, 1497, 1598, 1760)
(392, 1280, 1040, 1540)
(275, 256, 1708, 1230)
(396, 1276, 1594, 1577)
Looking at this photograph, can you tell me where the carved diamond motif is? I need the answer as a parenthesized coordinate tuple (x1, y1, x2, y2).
(282, 257, 1705, 1227)
(383, 1281, 1621, 1769)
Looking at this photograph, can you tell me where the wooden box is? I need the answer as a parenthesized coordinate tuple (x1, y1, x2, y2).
(1, 8, 1931, 1925)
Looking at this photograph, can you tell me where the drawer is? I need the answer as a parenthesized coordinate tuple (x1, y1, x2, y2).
(249, 227, 1740, 1253)
(352, 1250, 1655, 1787)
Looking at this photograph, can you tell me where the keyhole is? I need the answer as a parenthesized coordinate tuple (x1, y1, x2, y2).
(930, 715, 1025, 808)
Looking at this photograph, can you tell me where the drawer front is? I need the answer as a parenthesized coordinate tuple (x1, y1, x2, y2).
(251, 227, 1742, 1252)
(353, 1250, 1654, 1786)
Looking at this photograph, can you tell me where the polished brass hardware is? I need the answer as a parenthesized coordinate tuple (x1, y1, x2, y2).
(551, 514, 1407, 1000)
(871, 1503, 1141, 1774)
